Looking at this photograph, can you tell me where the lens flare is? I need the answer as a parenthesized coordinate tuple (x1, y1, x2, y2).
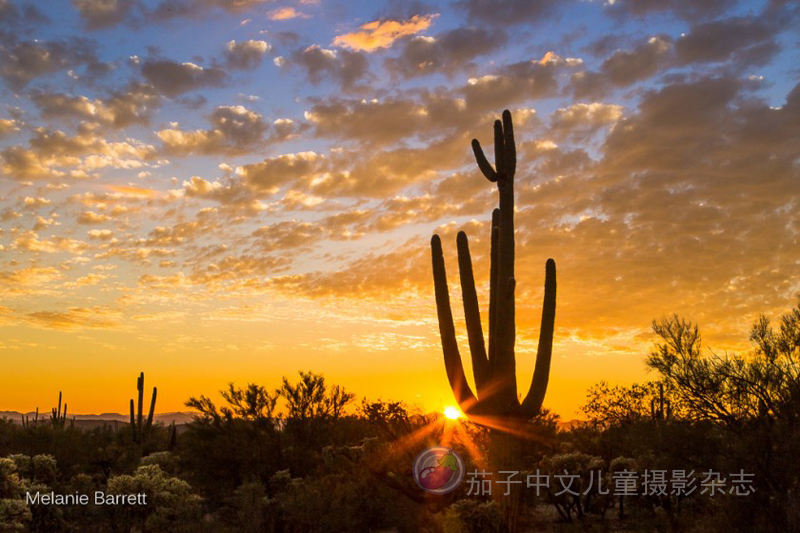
(444, 406, 463, 420)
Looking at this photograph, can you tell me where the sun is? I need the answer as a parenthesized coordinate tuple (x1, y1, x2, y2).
(443, 406, 463, 420)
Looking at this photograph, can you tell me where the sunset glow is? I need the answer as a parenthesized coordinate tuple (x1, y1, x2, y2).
(1, 0, 798, 421)
(444, 406, 463, 420)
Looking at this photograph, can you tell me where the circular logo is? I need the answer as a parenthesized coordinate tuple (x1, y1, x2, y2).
(412, 446, 465, 494)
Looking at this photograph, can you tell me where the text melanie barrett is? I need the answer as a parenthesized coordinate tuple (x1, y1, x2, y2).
(26, 491, 147, 506)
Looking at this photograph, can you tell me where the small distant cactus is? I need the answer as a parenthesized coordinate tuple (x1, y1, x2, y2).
(168, 421, 177, 451)
(650, 383, 671, 421)
(130, 372, 157, 444)
(21, 407, 39, 428)
(50, 392, 68, 429)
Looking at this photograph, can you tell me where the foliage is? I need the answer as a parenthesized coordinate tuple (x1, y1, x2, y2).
(3, 302, 800, 533)
(645, 302, 800, 532)
(441, 500, 505, 533)
(581, 381, 685, 428)
(230, 480, 272, 533)
(187, 383, 277, 423)
(0, 457, 31, 532)
(359, 399, 412, 439)
(105, 464, 201, 533)
(180, 384, 283, 508)
(539, 452, 609, 521)
(278, 371, 354, 421)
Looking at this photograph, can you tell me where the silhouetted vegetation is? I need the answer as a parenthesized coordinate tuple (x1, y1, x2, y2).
(3, 302, 800, 531)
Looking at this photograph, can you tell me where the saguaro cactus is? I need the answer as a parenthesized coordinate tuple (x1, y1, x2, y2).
(431, 109, 556, 426)
(130, 372, 157, 444)
(651, 382, 671, 421)
(50, 392, 68, 429)
(22, 407, 39, 428)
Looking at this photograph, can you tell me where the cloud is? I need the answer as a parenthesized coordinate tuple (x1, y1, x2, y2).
(31, 84, 159, 128)
(157, 105, 268, 155)
(77, 211, 111, 224)
(332, 14, 437, 52)
(0, 118, 20, 137)
(455, 0, 559, 25)
(385, 27, 507, 78)
(23, 196, 51, 208)
(25, 306, 121, 330)
(606, 0, 731, 21)
(570, 36, 672, 98)
(12, 231, 88, 254)
(87, 228, 114, 240)
(72, 0, 136, 29)
(252, 220, 328, 252)
(241, 151, 323, 193)
(0, 38, 98, 89)
(462, 59, 563, 112)
(0, 0, 48, 28)
(225, 39, 271, 70)
(268, 237, 431, 298)
(0, 266, 61, 291)
(147, 0, 270, 22)
(268, 7, 308, 20)
(675, 15, 783, 67)
(0, 128, 157, 180)
(187, 254, 291, 286)
(304, 97, 431, 145)
(289, 45, 369, 91)
(262, 74, 800, 350)
(550, 102, 624, 141)
(141, 59, 226, 96)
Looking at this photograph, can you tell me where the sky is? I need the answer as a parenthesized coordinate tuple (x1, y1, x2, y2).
(0, 0, 798, 419)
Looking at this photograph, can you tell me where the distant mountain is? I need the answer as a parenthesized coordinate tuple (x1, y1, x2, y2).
(0, 411, 196, 425)
(557, 419, 585, 431)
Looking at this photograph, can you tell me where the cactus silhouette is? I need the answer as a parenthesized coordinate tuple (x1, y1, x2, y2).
(50, 392, 68, 429)
(651, 382, 671, 421)
(22, 407, 39, 428)
(130, 372, 157, 443)
(431, 109, 556, 424)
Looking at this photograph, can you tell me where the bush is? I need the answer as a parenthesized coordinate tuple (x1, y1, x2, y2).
(441, 500, 505, 533)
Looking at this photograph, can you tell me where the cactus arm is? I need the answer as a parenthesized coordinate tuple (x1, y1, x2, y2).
(471, 139, 498, 182)
(146, 387, 157, 430)
(130, 399, 137, 441)
(521, 259, 557, 417)
(137, 372, 144, 431)
(431, 234, 479, 413)
(494, 119, 506, 177)
(502, 109, 516, 177)
(456, 231, 490, 396)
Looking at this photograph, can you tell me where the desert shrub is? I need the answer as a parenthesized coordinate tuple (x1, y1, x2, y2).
(441, 500, 505, 533)
(105, 464, 202, 533)
(140, 451, 179, 475)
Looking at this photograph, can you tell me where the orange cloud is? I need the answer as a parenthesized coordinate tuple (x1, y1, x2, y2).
(332, 14, 438, 52)
(106, 185, 158, 198)
(268, 7, 308, 20)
